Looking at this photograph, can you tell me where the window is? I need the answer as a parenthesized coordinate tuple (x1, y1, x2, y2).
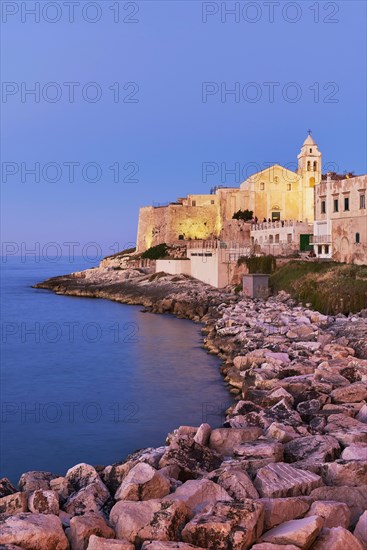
(313, 161, 317, 171)
(307, 161, 311, 171)
(211, 199, 215, 205)
(321, 201, 326, 214)
(178, 234, 184, 240)
(356, 233, 360, 244)
(334, 199, 339, 212)
(260, 182, 265, 190)
(310, 148, 313, 153)
(287, 233, 292, 243)
(318, 245, 322, 254)
(275, 234, 280, 243)
(192, 200, 196, 207)
(325, 245, 329, 254)
(287, 184, 291, 191)
(274, 177, 279, 183)
(344, 197, 349, 211)
(360, 194, 366, 209)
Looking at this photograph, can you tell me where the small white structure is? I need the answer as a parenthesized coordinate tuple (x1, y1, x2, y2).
(243, 274, 269, 299)
(155, 258, 191, 276)
(251, 220, 313, 255)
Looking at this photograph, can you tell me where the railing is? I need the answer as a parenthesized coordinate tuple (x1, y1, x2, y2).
(310, 235, 332, 244)
(252, 220, 310, 231)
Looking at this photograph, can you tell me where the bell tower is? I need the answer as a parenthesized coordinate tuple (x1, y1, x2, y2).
(297, 131, 322, 188)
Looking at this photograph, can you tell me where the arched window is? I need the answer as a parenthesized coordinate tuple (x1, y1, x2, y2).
(313, 161, 317, 171)
(356, 233, 360, 244)
(310, 148, 313, 153)
(307, 161, 311, 171)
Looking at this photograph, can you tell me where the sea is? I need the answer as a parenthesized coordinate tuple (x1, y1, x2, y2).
(0, 257, 231, 484)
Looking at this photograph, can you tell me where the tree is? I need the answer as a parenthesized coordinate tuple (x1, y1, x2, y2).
(232, 209, 253, 221)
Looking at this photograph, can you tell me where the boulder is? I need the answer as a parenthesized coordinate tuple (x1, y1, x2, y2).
(109, 499, 189, 545)
(64, 479, 111, 517)
(0, 478, 17, 498)
(258, 497, 312, 530)
(87, 535, 134, 549)
(208, 427, 262, 456)
(254, 463, 322, 498)
(266, 423, 299, 443)
(65, 463, 101, 491)
(283, 435, 340, 465)
(356, 403, 367, 423)
(0, 513, 69, 550)
(193, 424, 211, 447)
(141, 543, 205, 549)
(182, 500, 264, 550)
(158, 434, 222, 479)
(50, 476, 72, 502)
(312, 526, 364, 549)
(324, 414, 367, 446)
(102, 462, 137, 495)
(114, 463, 170, 501)
(340, 443, 367, 461)
(234, 439, 283, 461)
(28, 489, 59, 515)
(18, 471, 57, 492)
(305, 500, 350, 528)
(161, 479, 231, 515)
(68, 513, 115, 550)
(321, 460, 367, 487)
(251, 544, 299, 550)
(207, 466, 259, 499)
(354, 510, 367, 547)
(309, 486, 367, 525)
(259, 515, 324, 548)
(0, 492, 28, 515)
(331, 383, 367, 403)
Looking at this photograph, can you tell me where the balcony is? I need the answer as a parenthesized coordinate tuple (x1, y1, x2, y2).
(310, 235, 332, 244)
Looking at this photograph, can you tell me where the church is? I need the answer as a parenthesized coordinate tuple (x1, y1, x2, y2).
(136, 134, 322, 252)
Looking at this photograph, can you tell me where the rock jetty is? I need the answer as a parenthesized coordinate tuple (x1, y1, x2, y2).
(1, 267, 365, 549)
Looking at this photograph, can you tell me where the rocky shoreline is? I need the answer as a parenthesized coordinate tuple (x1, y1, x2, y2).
(0, 267, 366, 549)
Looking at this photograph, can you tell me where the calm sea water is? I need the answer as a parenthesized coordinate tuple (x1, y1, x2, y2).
(0, 257, 230, 484)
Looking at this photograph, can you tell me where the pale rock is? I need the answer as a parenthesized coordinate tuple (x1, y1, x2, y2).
(0, 513, 69, 550)
(321, 460, 367, 487)
(161, 478, 231, 514)
(109, 499, 189, 545)
(193, 423, 211, 446)
(64, 479, 111, 517)
(266, 423, 299, 443)
(28, 489, 59, 514)
(209, 427, 262, 456)
(265, 388, 294, 407)
(114, 463, 170, 501)
(87, 535, 134, 549)
(258, 497, 312, 530)
(310, 485, 367, 525)
(262, 399, 303, 429)
(68, 513, 115, 550)
(341, 443, 367, 461)
(234, 439, 283, 461)
(65, 463, 101, 491)
(207, 465, 259, 499)
(331, 382, 367, 403)
(251, 544, 299, 550)
(18, 471, 57, 492)
(181, 500, 264, 550)
(295, 341, 322, 352)
(260, 515, 324, 548)
(312, 526, 364, 549)
(354, 510, 367, 547)
(305, 500, 350, 528)
(254, 463, 322, 498)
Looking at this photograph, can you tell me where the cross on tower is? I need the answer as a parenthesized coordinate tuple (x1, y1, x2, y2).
(308, 129, 312, 135)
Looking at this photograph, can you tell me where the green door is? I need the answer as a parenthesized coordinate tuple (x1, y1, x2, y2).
(300, 234, 311, 251)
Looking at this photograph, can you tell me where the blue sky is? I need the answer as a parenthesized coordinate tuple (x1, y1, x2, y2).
(1, 0, 366, 256)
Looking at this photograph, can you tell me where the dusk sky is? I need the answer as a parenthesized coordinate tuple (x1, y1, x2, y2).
(2, 0, 366, 258)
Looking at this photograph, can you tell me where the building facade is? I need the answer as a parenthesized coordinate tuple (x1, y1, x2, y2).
(136, 134, 322, 252)
(313, 175, 367, 264)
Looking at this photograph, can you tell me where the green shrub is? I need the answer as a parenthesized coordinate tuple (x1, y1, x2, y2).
(141, 243, 169, 260)
(242, 255, 276, 274)
(232, 209, 253, 221)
